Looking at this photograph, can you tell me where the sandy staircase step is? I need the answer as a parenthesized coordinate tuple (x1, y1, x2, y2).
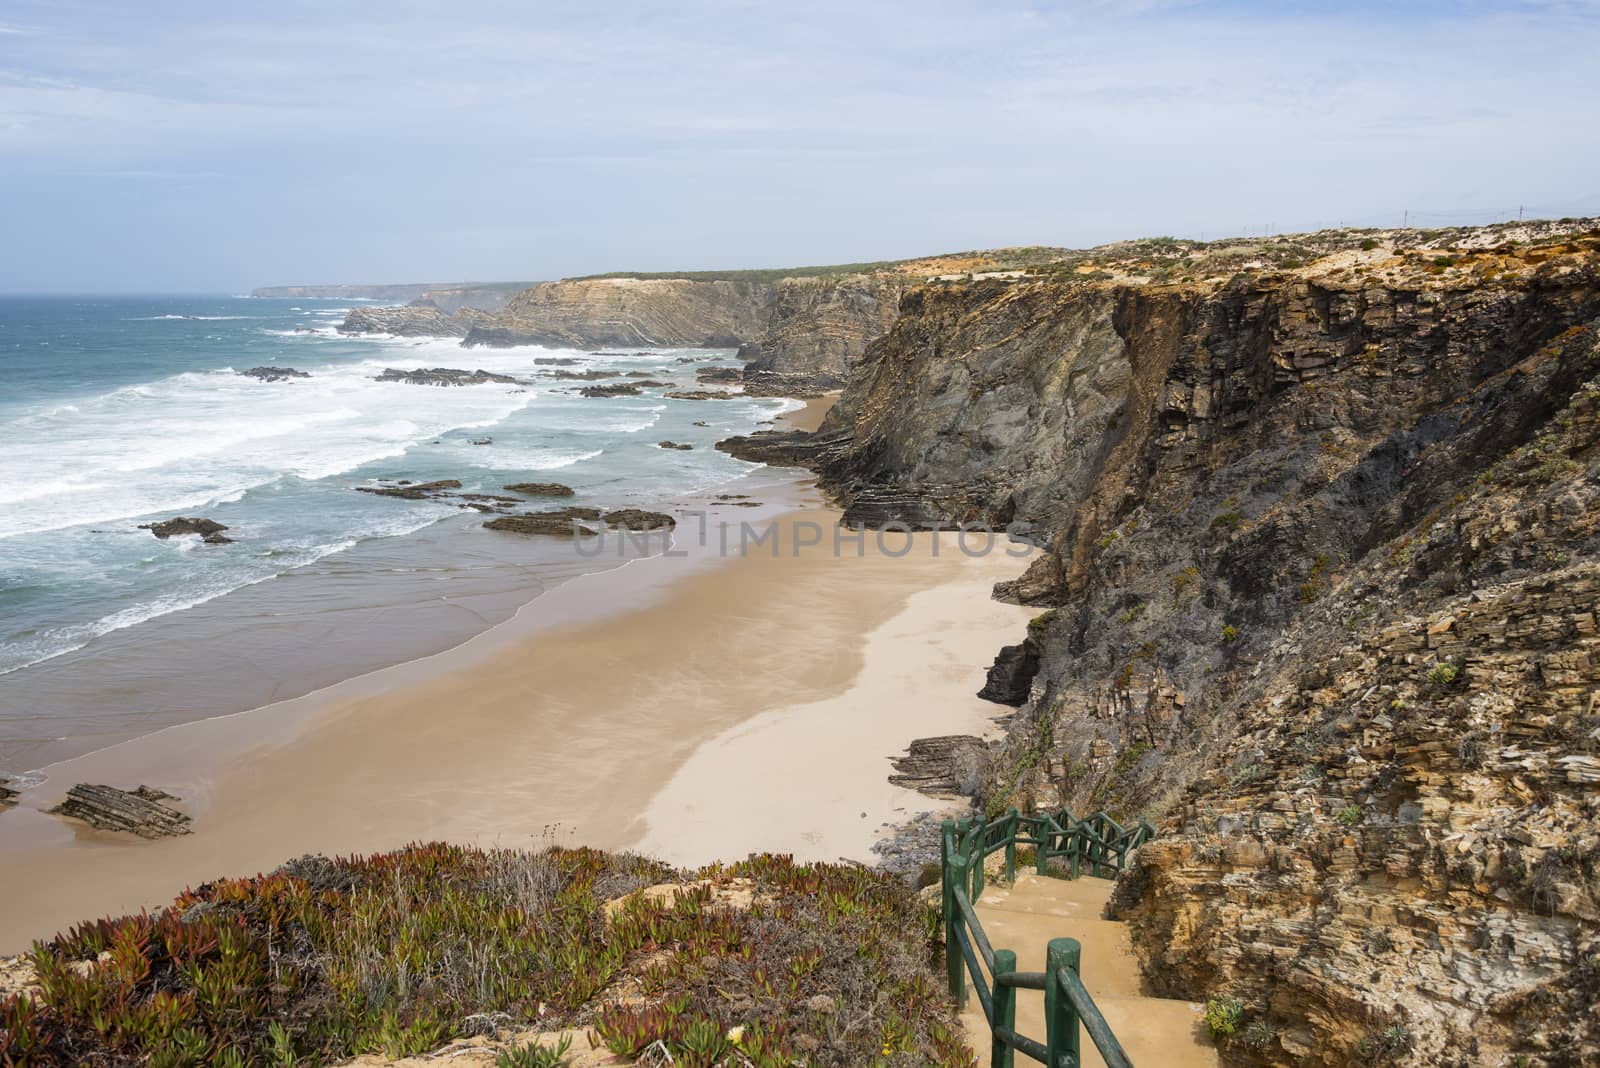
(958, 874, 1219, 1068)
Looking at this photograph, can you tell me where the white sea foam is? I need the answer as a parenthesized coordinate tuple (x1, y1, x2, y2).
(0, 512, 446, 676)
(0, 358, 537, 538)
(126, 314, 256, 321)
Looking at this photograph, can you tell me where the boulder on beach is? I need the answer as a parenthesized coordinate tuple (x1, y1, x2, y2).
(139, 517, 233, 544)
(581, 383, 643, 398)
(374, 367, 520, 387)
(505, 482, 575, 497)
(0, 778, 17, 810)
(888, 736, 988, 799)
(977, 640, 1041, 706)
(239, 366, 310, 382)
(657, 441, 693, 450)
(48, 784, 192, 839)
(484, 508, 602, 536)
(354, 479, 463, 500)
(604, 508, 676, 531)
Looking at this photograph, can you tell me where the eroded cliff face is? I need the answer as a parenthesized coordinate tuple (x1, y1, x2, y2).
(464, 277, 774, 349)
(809, 229, 1600, 1065)
(740, 274, 909, 387)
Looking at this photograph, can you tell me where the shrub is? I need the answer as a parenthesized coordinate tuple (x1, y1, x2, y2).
(1360, 1024, 1414, 1059)
(1242, 1018, 1278, 1049)
(1211, 511, 1243, 531)
(1221, 625, 1240, 644)
(0, 846, 970, 1068)
(1115, 742, 1153, 775)
(498, 1034, 572, 1068)
(1360, 238, 1379, 251)
(1205, 996, 1244, 1040)
(1336, 806, 1363, 827)
(1426, 663, 1460, 687)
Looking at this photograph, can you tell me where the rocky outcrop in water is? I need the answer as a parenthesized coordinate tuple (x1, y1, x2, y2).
(580, 383, 642, 398)
(48, 785, 191, 838)
(374, 367, 519, 386)
(239, 366, 310, 382)
(483, 509, 601, 537)
(504, 482, 574, 497)
(657, 441, 693, 450)
(604, 509, 676, 531)
(139, 517, 232, 544)
(354, 479, 463, 500)
(797, 222, 1600, 1064)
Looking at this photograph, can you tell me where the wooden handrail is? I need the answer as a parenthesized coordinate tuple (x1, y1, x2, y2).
(942, 809, 1153, 1068)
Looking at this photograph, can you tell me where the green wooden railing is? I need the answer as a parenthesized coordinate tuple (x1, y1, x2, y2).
(941, 808, 1157, 1068)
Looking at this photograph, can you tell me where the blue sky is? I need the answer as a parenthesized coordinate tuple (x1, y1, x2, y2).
(1, 1, 1597, 292)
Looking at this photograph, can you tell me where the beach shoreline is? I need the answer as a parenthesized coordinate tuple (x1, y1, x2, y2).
(0, 392, 1034, 952)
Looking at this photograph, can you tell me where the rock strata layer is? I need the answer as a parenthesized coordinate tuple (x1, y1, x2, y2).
(48, 785, 192, 839)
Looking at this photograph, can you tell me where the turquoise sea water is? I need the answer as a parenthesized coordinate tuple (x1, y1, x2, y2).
(0, 295, 793, 760)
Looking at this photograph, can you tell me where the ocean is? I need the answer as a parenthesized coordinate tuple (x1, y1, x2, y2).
(0, 295, 798, 776)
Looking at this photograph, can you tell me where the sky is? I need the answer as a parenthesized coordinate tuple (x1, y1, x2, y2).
(1, 1, 1597, 292)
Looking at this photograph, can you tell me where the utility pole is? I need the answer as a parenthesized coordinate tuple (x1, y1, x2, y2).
(1403, 209, 1408, 228)
(1519, 205, 1524, 221)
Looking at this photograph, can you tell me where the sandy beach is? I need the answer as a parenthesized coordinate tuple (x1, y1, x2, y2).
(0, 397, 1035, 951)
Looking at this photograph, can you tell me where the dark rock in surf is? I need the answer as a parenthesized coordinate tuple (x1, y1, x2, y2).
(544, 369, 622, 380)
(664, 389, 738, 401)
(48, 784, 192, 838)
(239, 366, 310, 382)
(603, 508, 676, 531)
(581, 383, 643, 398)
(139, 517, 233, 544)
(484, 508, 602, 536)
(657, 441, 693, 450)
(354, 479, 462, 500)
(374, 367, 519, 387)
(504, 482, 575, 497)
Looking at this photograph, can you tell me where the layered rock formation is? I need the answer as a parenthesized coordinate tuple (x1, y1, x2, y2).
(740, 274, 910, 388)
(462, 278, 773, 349)
(339, 305, 491, 337)
(784, 223, 1600, 1064)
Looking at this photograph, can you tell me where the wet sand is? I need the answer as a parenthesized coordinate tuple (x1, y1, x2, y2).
(0, 394, 1037, 952)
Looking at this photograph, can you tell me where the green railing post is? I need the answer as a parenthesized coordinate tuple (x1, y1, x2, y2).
(947, 855, 968, 1007)
(971, 817, 986, 902)
(941, 821, 962, 1003)
(1004, 807, 1018, 883)
(992, 948, 1017, 1068)
(1045, 937, 1082, 1068)
(1070, 828, 1081, 880)
(1035, 818, 1050, 876)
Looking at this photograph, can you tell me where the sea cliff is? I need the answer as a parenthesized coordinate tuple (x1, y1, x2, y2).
(758, 219, 1600, 1065)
